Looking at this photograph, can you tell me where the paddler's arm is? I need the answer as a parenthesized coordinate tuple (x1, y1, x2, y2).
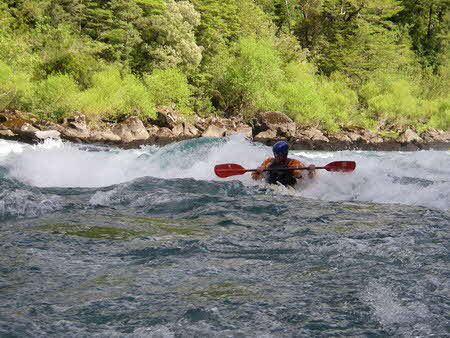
(288, 160, 316, 179)
(251, 158, 273, 180)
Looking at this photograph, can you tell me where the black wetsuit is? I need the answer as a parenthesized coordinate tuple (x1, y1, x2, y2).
(267, 159, 298, 187)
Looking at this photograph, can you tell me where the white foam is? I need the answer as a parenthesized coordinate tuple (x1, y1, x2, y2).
(363, 281, 433, 336)
(1, 137, 449, 210)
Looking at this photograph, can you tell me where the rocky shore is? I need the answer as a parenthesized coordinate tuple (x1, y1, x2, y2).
(0, 109, 449, 151)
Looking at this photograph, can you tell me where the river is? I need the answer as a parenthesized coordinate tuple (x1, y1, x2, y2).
(0, 135, 448, 336)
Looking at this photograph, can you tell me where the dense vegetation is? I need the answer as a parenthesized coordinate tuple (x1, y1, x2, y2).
(0, 0, 448, 131)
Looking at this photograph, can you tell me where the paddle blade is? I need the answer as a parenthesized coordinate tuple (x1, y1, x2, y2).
(214, 163, 248, 178)
(324, 161, 356, 172)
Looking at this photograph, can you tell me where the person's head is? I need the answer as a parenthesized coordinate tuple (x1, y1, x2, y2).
(272, 141, 289, 161)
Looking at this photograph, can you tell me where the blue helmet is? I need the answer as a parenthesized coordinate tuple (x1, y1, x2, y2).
(272, 141, 289, 155)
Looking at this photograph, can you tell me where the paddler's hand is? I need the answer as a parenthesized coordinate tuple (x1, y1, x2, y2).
(307, 164, 316, 178)
(251, 166, 265, 180)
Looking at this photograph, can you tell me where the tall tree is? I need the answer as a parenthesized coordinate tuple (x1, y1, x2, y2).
(294, 0, 414, 82)
(392, 0, 450, 69)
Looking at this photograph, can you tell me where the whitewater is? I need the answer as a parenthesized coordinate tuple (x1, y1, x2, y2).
(0, 135, 449, 336)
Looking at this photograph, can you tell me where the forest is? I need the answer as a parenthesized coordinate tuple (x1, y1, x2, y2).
(0, 0, 448, 132)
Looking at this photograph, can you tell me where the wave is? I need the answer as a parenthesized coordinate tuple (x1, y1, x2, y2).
(0, 137, 448, 212)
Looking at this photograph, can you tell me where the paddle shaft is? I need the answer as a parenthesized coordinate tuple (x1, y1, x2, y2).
(247, 167, 320, 172)
(214, 161, 355, 178)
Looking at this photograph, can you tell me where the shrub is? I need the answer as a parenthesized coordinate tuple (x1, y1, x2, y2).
(214, 37, 285, 114)
(0, 61, 33, 111)
(279, 63, 359, 130)
(143, 68, 192, 110)
(32, 74, 81, 120)
(425, 96, 450, 131)
(78, 65, 155, 121)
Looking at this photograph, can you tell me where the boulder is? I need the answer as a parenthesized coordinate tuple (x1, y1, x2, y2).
(154, 127, 179, 145)
(298, 127, 329, 142)
(63, 114, 87, 131)
(347, 132, 363, 142)
(397, 128, 423, 144)
(202, 124, 226, 138)
(253, 112, 297, 138)
(226, 126, 253, 138)
(35, 130, 61, 140)
(151, 109, 183, 129)
(183, 122, 200, 137)
(253, 129, 277, 143)
(172, 123, 184, 137)
(421, 128, 450, 143)
(0, 130, 15, 138)
(112, 116, 149, 143)
(89, 129, 121, 143)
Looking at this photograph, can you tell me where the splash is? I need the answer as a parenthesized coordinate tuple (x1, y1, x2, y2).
(0, 137, 448, 210)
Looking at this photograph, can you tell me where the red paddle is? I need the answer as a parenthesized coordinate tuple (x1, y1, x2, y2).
(214, 161, 356, 178)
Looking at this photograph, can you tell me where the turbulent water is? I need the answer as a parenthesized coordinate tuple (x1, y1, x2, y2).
(0, 135, 449, 337)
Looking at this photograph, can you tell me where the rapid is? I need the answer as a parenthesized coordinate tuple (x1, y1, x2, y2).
(0, 135, 449, 336)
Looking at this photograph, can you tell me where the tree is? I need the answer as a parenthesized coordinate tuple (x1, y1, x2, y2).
(294, 0, 415, 83)
(137, 0, 203, 73)
(393, 0, 450, 70)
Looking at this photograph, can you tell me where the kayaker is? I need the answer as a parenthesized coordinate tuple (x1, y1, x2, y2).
(251, 141, 316, 187)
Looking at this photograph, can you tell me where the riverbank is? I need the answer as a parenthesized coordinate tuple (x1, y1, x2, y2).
(0, 109, 449, 151)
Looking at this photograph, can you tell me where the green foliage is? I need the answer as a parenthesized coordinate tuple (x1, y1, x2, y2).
(78, 65, 155, 121)
(142, 0, 202, 73)
(0, 61, 33, 111)
(190, 0, 240, 58)
(33, 24, 102, 87)
(393, 0, 450, 69)
(280, 63, 359, 130)
(211, 38, 285, 114)
(31, 74, 81, 120)
(237, 0, 275, 40)
(358, 70, 449, 130)
(143, 68, 192, 110)
(0, 0, 447, 133)
(426, 96, 450, 130)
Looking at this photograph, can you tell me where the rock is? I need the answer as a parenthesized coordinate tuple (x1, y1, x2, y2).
(63, 114, 87, 131)
(347, 132, 363, 142)
(226, 126, 253, 138)
(183, 122, 200, 137)
(112, 116, 149, 143)
(253, 112, 296, 138)
(154, 127, 179, 145)
(151, 109, 182, 129)
(0, 130, 15, 138)
(201, 125, 226, 138)
(329, 132, 352, 143)
(193, 116, 210, 132)
(397, 128, 423, 144)
(35, 130, 61, 140)
(35, 120, 65, 132)
(20, 122, 39, 134)
(253, 129, 277, 143)
(421, 128, 450, 143)
(172, 123, 184, 137)
(299, 128, 329, 142)
(89, 129, 121, 143)
(62, 128, 90, 141)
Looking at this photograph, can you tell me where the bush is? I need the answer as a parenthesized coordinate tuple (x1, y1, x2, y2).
(32, 74, 81, 120)
(279, 63, 358, 130)
(424, 96, 450, 131)
(143, 68, 192, 110)
(78, 65, 155, 121)
(214, 37, 285, 114)
(0, 61, 33, 111)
